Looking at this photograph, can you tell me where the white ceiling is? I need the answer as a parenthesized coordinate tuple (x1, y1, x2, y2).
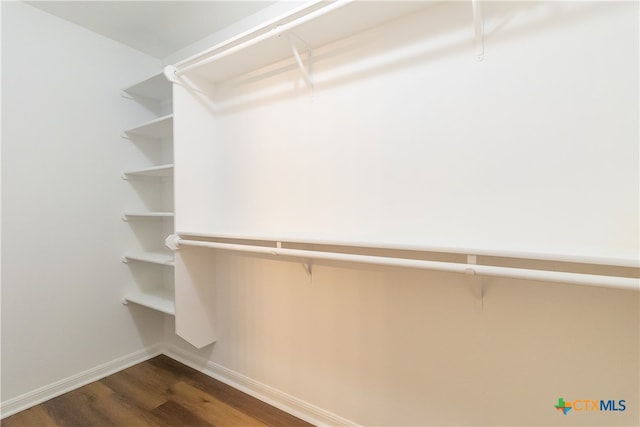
(26, 1, 278, 59)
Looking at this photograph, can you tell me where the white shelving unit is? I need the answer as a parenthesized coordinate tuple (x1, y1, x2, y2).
(162, 0, 639, 351)
(121, 71, 175, 315)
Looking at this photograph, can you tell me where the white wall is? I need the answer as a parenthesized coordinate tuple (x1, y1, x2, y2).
(1, 1, 164, 405)
(167, 255, 638, 426)
(169, 1, 639, 426)
(0, 1, 637, 426)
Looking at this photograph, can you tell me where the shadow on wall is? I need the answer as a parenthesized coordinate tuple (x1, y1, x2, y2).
(203, 250, 639, 426)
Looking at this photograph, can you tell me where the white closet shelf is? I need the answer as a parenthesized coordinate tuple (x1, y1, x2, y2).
(123, 72, 172, 102)
(123, 212, 174, 219)
(123, 164, 174, 178)
(123, 251, 175, 266)
(175, 1, 431, 84)
(175, 231, 640, 268)
(123, 288, 175, 315)
(123, 114, 173, 140)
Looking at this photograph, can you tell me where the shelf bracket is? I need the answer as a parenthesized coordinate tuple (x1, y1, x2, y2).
(466, 254, 484, 298)
(302, 260, 312, 277)
(472, 0, 484, 61)
(285, 33, 313, 92)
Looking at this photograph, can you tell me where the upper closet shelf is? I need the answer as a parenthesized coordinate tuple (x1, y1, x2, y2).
(123, 114, 173, 140)
(122, 72, 172, 102)
(172, 0, 432, 84)
(123, 164, 174, 179)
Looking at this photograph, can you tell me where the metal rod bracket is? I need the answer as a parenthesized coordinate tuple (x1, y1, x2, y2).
(302, 261, 312, 276)
(467, 254, 484, 300)
(285, 33, 314, 92)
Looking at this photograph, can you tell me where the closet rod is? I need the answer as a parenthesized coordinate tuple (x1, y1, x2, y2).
(173, 232, 638, 268)
(174, 0, 350, 77)
(168, 237, 639, 291)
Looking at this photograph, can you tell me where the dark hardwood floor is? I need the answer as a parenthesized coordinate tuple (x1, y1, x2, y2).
(1, 355, 314, 427)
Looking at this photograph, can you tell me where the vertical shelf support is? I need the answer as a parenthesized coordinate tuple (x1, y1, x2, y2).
(472, 0, 484, 61)
(286, 33, 314, 92)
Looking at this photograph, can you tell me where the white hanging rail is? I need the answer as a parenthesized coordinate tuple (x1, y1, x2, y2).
(174, 0, 350, 77)
(170, 0, 461, 85)
(165, 234, 639, 291)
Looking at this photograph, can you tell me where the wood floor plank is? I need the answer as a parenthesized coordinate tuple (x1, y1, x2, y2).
(40, 387, 114, 427)
(151, 355, 312, 426)
(185, 375, 312, 427)
(100, 368, 168, 410)
(125, 357, 184, 390)
(0, 405, 58, 427)
(1, 355, 314, 427)
(151, 400, 215, 427)
(89, 393, 167, 427)
(169, 381, 269, 427)
(75, 381, 115, 402)
(147, 354, 202, 381)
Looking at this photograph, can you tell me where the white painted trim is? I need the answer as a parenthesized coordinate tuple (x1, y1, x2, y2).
(1, 343, 357, 425)
(164, 344, 359, 427)
(0, 344, 163, 419)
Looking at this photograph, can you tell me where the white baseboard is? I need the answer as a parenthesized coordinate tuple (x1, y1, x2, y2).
(0, 344, 163, 419)
(1, 343, 357, 426)
(164, 344, 359, 427)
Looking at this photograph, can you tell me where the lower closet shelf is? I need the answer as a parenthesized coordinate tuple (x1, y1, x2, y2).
(123, 288, 175, 315)
(123, 212, 174, 220)
(123, 164, 174, 178)
(123, 251, 175, 266)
